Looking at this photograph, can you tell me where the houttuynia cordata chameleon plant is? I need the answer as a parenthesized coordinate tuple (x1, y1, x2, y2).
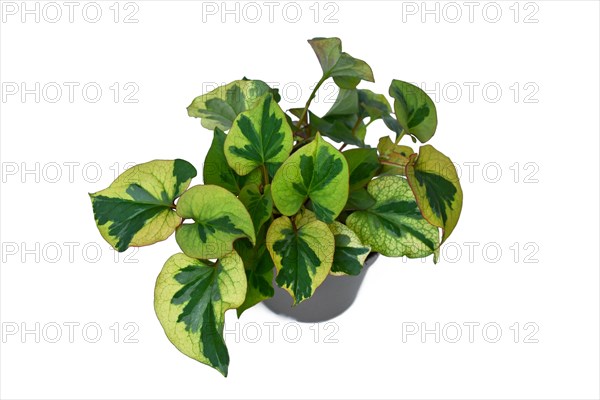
(89, 37, 463, 376)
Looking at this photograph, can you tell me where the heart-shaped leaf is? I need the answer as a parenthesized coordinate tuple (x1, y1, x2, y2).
(330, 54, 375, 89)
(266, 214, 334, 304)
(389, 79, 438, 143)
(224, 94, 294, 176)
(204, 127, 262, 195)
(154, 251, 246, 377)
(175, 185, 255, 259)
(329, 221, 370, 276)
(187, 79, 274, 131)
(271, 133, 349, 223)
(90, 159, 196, 252)
(405, 145, 463, 243)
(346, 176, 440, 258)
(308, 37, 374, 89)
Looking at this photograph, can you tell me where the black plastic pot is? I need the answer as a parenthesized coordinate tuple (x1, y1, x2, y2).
(262, 252, 380, 322)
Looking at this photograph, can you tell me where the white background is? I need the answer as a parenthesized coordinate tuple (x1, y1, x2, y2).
(1, 1, 599, 399)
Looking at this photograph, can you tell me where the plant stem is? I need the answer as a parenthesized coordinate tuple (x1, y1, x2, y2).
(379, 159, 404, 167)
(351, 117, 363, 135)
(394, 129, 405, 144)
(261, 164, 269, 186)
(293, 135, 316, 150)
(294, 130, 307, 140)
(290, 215, 298, 232)
(339, 143, 347, 151)
(296, 74, 328, 130)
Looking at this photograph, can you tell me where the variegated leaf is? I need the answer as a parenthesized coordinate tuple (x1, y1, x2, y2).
(388, 79, 438, 143)
(271, 133, 349, 223)
(224, 94, 293, 176)
(203, 127, 262, 195)
(187, 79, 274, 131)
(346, 176, 439, 258)
(154, 251, 246, 376)
(90, 159, 196, 252)
(266, 214, 334, 304)
(329, 221, 370, 276)
(405, 145, 463, 243)
(175, 185, 255, 259)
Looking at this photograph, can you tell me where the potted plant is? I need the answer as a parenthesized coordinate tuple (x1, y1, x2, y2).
(89, 37, 463, 376)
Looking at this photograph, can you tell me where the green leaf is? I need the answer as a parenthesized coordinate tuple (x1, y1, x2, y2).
(345, 187, 376, 210)
(377, 136, 414, 176)
(154, 251, 246, 376)
(405, 145, 463, 243)
(224, 94, 294, 176)
(383, 113, 404, 139)
(309, 111, 366, 147)
(389, 79, 438, 143)
(324, 88, 391, 123)
(321, 88, 391, 144)
(234, 224, 274, 317)
(329, 221, 370, 276)
(271, 133, 349, 224)
(266, 215, 334, 304)
(90, 159, 197, 252)
(288, 107, 305, 119)
(330, 53, 375, 89)
(333, 76, 362, 90)
(175, 185, 255, 259)
(344, 148, 380, 190)
(204, 127, 262, 195)
(342, 148, 379, 211)
(346, 176, 440, 258)
(324, 89, 359, 117)
(308, 37, 343, 73)
(308, 37, 374, 89)
(187, 79, 274, 131)
(238, 184, 273, 235)
(317, 88, 391, 148)
(358, 89, 392, 121)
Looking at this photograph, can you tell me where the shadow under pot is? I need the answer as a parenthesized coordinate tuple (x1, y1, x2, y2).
(262, 252, 380, 323)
